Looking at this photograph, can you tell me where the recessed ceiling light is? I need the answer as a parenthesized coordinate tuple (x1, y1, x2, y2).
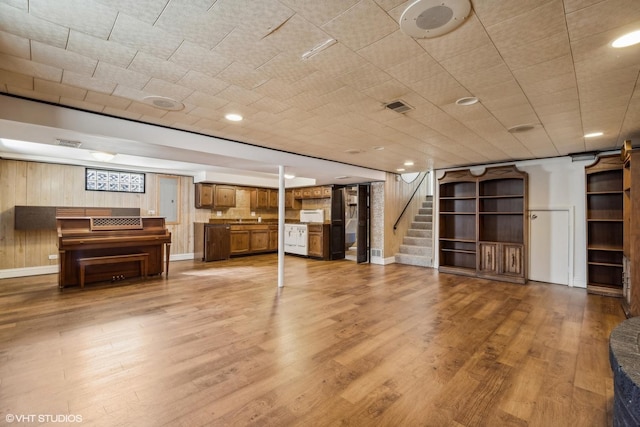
(404, 161, 414, 166)
(584, 132, 604, 138)
(225, 113, 243, 122)
(373, 146, 385, 151)
(396, 168, 406, 172)
(455, 96, 479, 106)
(143, 96, 184, 111)
(284, 174, 295, 179)
(344, 149, 363, 154)
(612, 30, 640, 48)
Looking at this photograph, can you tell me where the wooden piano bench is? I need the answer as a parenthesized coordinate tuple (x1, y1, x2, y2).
(77, 253, 149, 288)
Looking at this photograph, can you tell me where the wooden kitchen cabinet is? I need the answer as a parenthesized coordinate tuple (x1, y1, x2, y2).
(194, 223, 230, 261)
(251, 188, 269, 209)
(269, 225, 278, 251)
(250, 229, 269, 252)
(230, 229, 250, 255)
(195, 183, 214, 208)
(295, 186, 332, 200)
(308, 224, 330, 259)
(195, 183, 236, 209)
(268, 189, 279, 208)
(230, 224, 278, 256)
(285, 190, 301, 209)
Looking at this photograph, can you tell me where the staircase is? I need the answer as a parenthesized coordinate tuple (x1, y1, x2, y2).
(395, 196, 433, 267)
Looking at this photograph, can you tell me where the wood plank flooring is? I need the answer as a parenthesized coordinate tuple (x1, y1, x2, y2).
(0, 255, 626, 426)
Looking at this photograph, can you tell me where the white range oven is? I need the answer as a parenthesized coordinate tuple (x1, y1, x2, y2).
(284, 209, 325, 256)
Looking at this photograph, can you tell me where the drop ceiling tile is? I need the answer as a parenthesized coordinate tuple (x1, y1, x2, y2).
(258, 52, 316, 83)
(7, 86, 60, 103)
(110, 14, 183, 60)
(338, 62, 392, 91)
(373, 0, 407, 11)
(155, 0, 235, 49)
(216, 84, 264, 106)
(357, 30, 424, 70)
(293, 72, 346, 97)
(279, 0, 359, 26)
(321, 0, 398, 51)
(386, 53, 444, 85)
(34, 78, 87, 100)
(563, 0, 605, 14)
(410, 72, 470, 106)
(31, 41, 98, 76)
(416, 15, 491, 62)
(486, 1, 566, 50)
(93, 0, 172, 25)
(67, 30, 137, 69)
(60, 97, 105, 113)
(212, 28, 281, 69)
(566, 0, 640, 42)
(178, 70, 228, 97)
(363, 79, 411, 104)
(264, 13, 331, 53)
(102, 105, 142, 120)
(249, 97, 290, 114)
(217, 62, 270, 91)
(0, 3, 69, 49)
(254, 78, 303, 101)
(0, 69, 33, 90)
(30, 0, 117, 39)
(94, 62, 150, 90)
(440, 43, 503, 76)
(0, 52, 62, 81)
(455, 63, 514, 94)
(143, 78, 194, 101)
(126, 100, 168, 118)
(170, 41, 232, 78)
(511, 55, 574, 86)
(85, 90, 131, 109)
(303, 42, 365, 77)
(1, 0, 27, 10)
(0, 30, 29, 59)
(500, 31, 570, 70)
(472, 0, 553, 28)
(128, 52, 189, 83)
(62, 70, 117, 94)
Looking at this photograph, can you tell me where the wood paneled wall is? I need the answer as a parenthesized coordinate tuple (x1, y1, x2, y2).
(0, 159, 195, 270)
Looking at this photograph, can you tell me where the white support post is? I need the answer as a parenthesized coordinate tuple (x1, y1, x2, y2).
(278, 165, 285, 288)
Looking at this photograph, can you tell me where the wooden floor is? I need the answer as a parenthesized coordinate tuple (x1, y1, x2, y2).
(0, 255, 626, 426)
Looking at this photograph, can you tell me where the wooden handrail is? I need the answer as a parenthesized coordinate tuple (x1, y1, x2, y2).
(393, 172, 429, 231)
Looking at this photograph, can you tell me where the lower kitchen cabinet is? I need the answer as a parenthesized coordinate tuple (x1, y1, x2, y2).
(194, 223, 231, 261)
(230, 224, 278, 256)
(477, 241, 525, 283)
(308, 224, 330, 259)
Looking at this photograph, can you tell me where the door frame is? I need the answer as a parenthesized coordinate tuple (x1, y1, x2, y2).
(528, 206, 574, 287)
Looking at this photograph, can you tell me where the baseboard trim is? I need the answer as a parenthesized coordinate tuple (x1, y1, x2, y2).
(0, 253, 195, 279)
(370, 256, 396, 265)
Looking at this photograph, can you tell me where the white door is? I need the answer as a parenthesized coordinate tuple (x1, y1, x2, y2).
(529, 209, 570, 285)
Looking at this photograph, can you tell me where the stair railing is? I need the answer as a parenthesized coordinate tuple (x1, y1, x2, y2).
(393, 171, 429, 231)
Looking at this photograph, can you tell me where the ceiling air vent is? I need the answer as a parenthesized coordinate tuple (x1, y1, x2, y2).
(385, 100, 413, 114)
(55, 139, 82, 148)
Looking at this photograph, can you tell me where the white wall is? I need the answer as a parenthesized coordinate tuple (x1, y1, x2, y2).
(435, 155, 598, 288)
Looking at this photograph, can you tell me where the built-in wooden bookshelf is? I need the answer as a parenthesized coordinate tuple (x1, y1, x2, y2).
(585, 155, 624, 297)
(438, 165, 528, 284)
(622, 142, 640, 316)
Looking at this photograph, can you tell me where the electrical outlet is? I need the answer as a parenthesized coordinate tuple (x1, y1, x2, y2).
(216, 211, 222, 216)
(48, 254, 58, 260)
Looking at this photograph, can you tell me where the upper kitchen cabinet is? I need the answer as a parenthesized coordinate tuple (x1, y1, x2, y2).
(195, 183, 236, 209)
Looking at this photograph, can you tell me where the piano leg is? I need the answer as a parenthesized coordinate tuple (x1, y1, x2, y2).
(165, 243, 171, 276)
(58, 250, 66, 289)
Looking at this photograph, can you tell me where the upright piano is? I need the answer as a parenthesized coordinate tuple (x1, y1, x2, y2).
(57, 216, 171, 289)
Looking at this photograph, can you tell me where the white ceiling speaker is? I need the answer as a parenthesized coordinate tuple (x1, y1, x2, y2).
(400, 0, 472, 38)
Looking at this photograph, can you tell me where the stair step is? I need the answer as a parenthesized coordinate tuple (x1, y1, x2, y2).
(399, 244, 432, 256)
(407, 229, 432, 238)
(395, 253, 433, 268)
(411, 222, 433, 230)
(414, 214, 432, 222)
(418, 208, 432, 215)
(403, 236, 431, 246)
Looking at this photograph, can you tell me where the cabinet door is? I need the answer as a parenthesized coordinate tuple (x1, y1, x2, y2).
(195, 183, 214, 208)
(250, 229, 269, 252)
(311, 187, 323, 198)
(293, 189, 303, 199)
(214, 185, 236, 208)
(269, 228, 278, 251)
(230, 230, 250, 254)
(478, 242, 498, 274)
(308, 232, 323, 257)
(322, 186, 332, 197)
(502, 244, 523, 276)
(268, 189, 279, 208)
(302, 188, 312, 199)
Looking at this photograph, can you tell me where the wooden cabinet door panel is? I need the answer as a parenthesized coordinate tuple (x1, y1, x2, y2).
(308, 233, 323, 257)
(250, 230, 269, 252)
(230, 231, 250, 254)
(478, 242, 498, 274)
(214, 185, 236, 208)
(269, 229, 278, 251)
(195, 183, 214, 208)
(502, 244, 523, 276)
(268, 189, 279, 208)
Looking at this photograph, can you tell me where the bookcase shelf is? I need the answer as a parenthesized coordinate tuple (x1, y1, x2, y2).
(438, 165, 527, 284)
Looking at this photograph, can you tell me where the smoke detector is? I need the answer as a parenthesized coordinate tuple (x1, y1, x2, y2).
(143, 96, 184, 111)
(400, 0, 471, 39)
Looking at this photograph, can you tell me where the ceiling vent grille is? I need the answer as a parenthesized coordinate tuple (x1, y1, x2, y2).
(385, 100, 413, 114)
(55, 139, 82, 148)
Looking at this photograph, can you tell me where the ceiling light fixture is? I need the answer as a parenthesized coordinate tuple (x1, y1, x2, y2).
(455, 96, 479, 106)
(404, 161, 414, 166)
(612, 30, 640, 48)
(143, 96, 184, 111)
(396, 168, 406, 172)
(400, 0, 472, 39)
(584, 132, 604, 138)
(284, 174, 295, 179)
(91, 151, 115, 162)
(225, 113, 243, 122)
(373, 146, 385, 151)
(301, 38, 337, 60)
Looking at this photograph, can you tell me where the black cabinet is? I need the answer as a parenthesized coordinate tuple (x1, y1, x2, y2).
(194, 223, 231, 261)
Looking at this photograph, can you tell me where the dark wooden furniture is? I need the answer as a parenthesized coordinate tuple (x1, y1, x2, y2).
(15, 206, 140, 230)
(438, 165, 528, 284)
(57, 216, 171, 288)
(585, 155, 624, 297)
(194, 223, 231, 261)
(622, 144, 640, 315)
